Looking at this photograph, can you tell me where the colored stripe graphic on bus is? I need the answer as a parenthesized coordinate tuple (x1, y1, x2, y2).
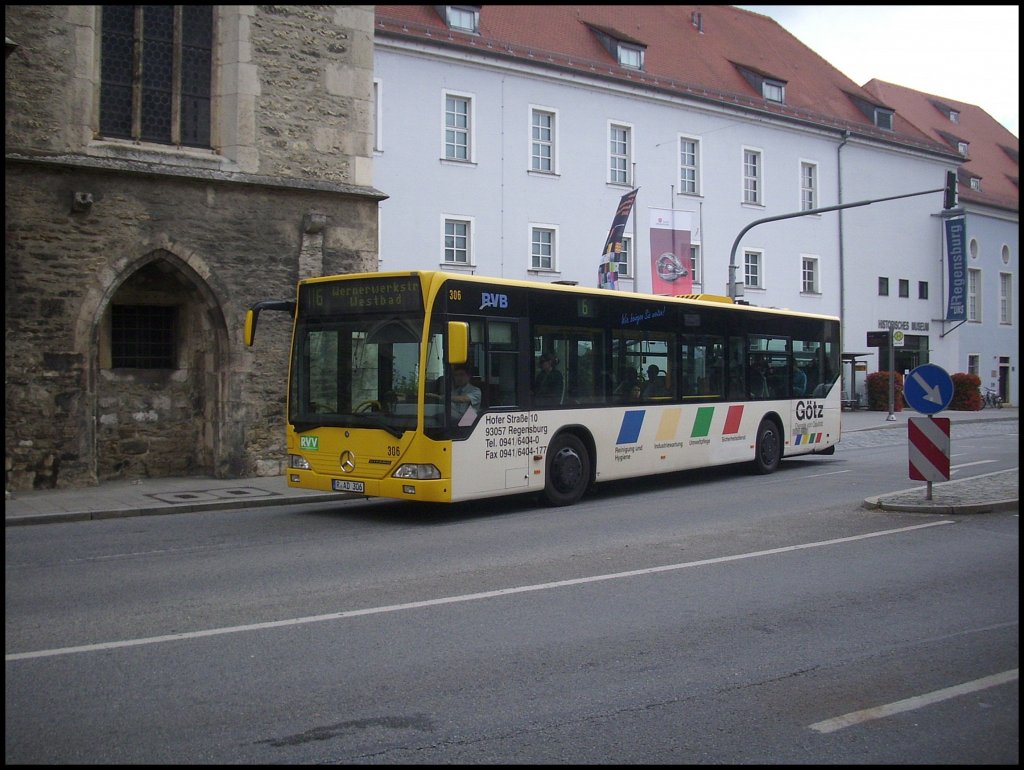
(656, 408, 682, 441)
(722, 404, 744, 434)
(691, 406, 715, 438)
(616, 410, 645, 444)
(793, 432, 823, 445)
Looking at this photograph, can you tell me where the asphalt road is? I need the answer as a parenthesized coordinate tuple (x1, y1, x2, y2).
(5, 423, 1018, 763)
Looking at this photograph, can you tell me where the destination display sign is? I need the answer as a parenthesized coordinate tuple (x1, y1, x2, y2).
(300, 277, 423, 315)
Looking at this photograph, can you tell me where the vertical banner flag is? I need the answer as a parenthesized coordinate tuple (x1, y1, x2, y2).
(944, 215, 966, 321)
(598, 188, 639, 290)
(649, 208, 693, 295)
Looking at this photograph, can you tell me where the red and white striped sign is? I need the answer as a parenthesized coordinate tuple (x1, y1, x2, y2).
(908, 417, 950, 481)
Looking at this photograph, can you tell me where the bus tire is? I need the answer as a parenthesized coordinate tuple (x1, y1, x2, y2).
(544, 433, 590, 506)
(753, 418, 781, 474)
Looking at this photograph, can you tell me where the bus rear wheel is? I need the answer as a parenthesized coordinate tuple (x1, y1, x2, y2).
(754, 418, 781, 474)
(544, 434, 590, 506)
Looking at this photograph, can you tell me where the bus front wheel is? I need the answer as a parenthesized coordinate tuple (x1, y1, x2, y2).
(754, 418, 781, 474)
(544, 434, 590, 506)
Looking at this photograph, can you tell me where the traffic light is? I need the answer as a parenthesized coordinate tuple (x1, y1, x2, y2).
(943, 169, 958, 209)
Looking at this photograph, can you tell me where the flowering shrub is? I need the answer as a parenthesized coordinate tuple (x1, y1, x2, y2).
(950, 372, 982, 411)
(865, 370, 904, 411)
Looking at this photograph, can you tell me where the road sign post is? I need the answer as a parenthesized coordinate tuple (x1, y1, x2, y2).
(903, 364, 955, 500)
(908, 417, 951, 500)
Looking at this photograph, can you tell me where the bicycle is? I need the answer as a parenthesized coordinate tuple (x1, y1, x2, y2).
(981, 386, 1003, 409)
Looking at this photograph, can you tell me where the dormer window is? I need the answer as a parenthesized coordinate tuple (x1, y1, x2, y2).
(618, 43, 643, 70)
(733, 62, 787, 105)
(585, 22, 647, 72)
(873, 108, 894, 131)
(949, 110, 960, 123)
(439, 5, 479, 34)
(762, 79, 785, 103)
(970, 177, 981, 191)
(957, 141, 969, 156)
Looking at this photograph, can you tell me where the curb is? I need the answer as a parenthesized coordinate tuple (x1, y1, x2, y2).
(862, 496, 1018, 514)
(4, 491, 342, 528)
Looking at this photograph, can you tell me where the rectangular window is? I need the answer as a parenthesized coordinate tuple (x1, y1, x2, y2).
(100, 5, 213, 148)
(679, 137, 700, 195)
(618, 45, 643, 70)
(743, 148, 762, 204)
(899, 279, 910, 298)
(744, 249, 763, 289)
(373, 79, 382, 152)
(800, 161, 817, 211)
(1000, 273, 1012, 324)
(762, 80, 784, 103)
(878, 277, 889, 296)
(444, 93, 471, 161)
(444, 218, 472, 265)
(609, 123, 631, 185)
(531, 108, 555, 172)
(801, 256, 819, 294)
(690, 244, 702, 286)
(967, 268, 980, 321)
(445, 6, 479, 33)
(531, 226, 556, 271)
(615, 236, 632, 279)
(874, 108, 894, 131)
(111, 305, 177, 369)
(918, 281, 929, 299)
(967, 353, 979, 377)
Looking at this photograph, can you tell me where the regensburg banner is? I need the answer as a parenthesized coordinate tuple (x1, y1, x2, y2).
(944, 215, 967, 321)
(598, 188, 639, 290)
(649, 208, 693, 295)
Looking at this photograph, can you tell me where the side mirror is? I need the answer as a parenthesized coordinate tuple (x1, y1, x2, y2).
(447, 321, 469, 365)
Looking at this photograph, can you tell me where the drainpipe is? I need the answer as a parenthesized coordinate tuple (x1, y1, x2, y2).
(837, 130, 849, 332)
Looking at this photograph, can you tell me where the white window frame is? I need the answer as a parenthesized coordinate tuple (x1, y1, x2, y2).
(444, 6, 479, 33)
(529, 224, 558, 273)
(442, 215, 474, 267)
(799, 160, 817, 211)
(743, 248, 764, 290)
(967, 353, 979, 377)
(1000, 272, 1013, 324)
(874, 108, 894, 131)
(967, 268, 981, 322)
(690, 244, 702, 286)
(529, 105, 558, 174)
(801, 255, 820, 294)
(614, 235, 633, 279)
(762, 80, 785, 103)
(617, 44, 643, 70)
(678, 135, 701, 196)
(373, 78, 383, 153)
(442, 91, 474, 163)
(742, 146, 763, 205)
(608, 121, 632, 185)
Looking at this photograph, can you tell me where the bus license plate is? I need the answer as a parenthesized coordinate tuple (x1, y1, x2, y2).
(333, 479, 364, 493)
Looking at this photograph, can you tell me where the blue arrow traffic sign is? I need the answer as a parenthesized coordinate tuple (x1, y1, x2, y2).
(903, 363, 954, 415)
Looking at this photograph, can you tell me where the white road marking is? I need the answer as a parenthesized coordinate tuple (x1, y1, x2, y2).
(6, 521, 955, 662)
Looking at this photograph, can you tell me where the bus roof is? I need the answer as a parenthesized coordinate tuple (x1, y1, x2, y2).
(299, 270, 840, 323)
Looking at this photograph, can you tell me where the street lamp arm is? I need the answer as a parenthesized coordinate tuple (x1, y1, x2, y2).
(727, 186, 947, 299)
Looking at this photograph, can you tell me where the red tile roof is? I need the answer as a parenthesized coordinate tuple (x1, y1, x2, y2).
(375, 5, 957, 157)
(863, 79, 1019, 213)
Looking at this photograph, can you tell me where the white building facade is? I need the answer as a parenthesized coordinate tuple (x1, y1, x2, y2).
(372, 6, 1015, 406)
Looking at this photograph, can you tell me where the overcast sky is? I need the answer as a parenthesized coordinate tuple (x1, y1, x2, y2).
(738, 5, 1019, 137)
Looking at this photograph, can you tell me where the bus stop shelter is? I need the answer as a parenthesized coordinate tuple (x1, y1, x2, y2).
(841, 352, 874, 410)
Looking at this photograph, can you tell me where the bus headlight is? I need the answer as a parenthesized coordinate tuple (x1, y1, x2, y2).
(289, 454, 312, 470)
(393, 464, 441, 480)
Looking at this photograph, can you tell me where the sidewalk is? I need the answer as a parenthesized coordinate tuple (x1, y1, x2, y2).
(5, 408, 1017, 526)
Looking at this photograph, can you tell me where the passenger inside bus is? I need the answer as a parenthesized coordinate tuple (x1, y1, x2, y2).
(792, 366, 808, 396)
(642, 365, 669, 398)
(450, 365, 481, 419)
(533, 352, 564, 405)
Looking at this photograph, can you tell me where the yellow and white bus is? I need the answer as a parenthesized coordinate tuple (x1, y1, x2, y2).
(245, 271, 841, 506)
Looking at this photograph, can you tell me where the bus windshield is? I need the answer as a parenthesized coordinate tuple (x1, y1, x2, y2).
(288, 277, 440, 437)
